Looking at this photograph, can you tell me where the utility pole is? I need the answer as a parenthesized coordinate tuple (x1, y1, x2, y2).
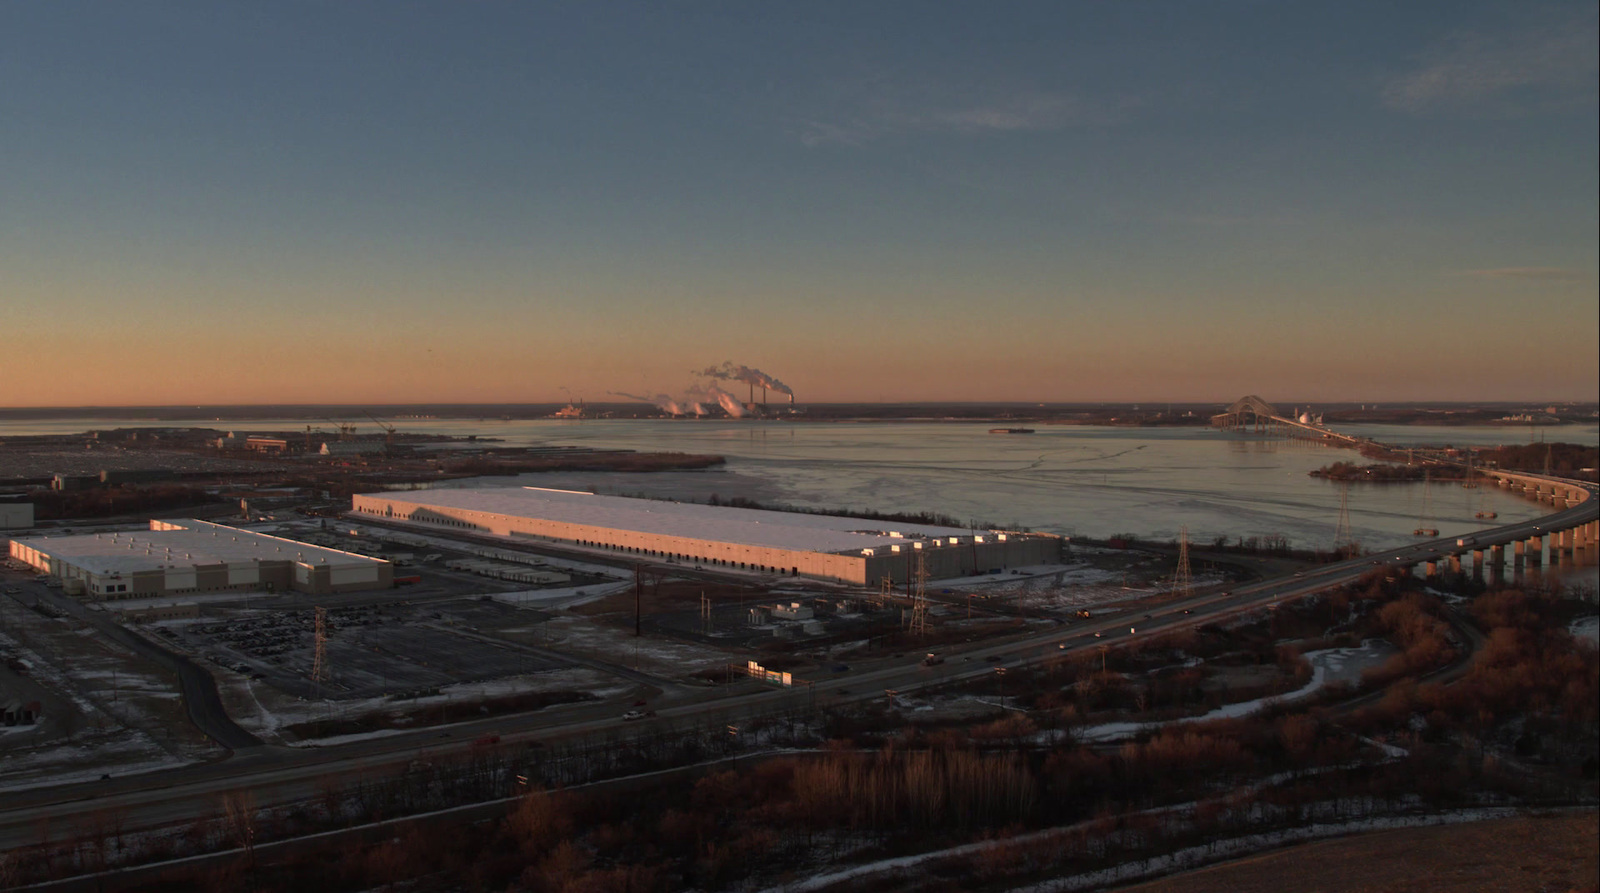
(634, 564, 642, 637)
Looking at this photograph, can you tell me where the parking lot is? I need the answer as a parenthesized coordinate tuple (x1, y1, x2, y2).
(160, 596, 572, 701)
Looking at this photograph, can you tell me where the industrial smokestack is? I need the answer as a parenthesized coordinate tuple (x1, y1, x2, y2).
(696, 361, 794, 398)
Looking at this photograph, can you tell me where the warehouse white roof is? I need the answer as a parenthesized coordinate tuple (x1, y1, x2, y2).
(13, 519, 386, 575)
(361, 487, 982, 555)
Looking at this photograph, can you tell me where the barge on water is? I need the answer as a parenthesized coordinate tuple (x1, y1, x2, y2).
(988, 428, 1036, 434)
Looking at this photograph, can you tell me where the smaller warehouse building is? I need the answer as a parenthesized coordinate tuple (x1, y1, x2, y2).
(8, 519, 393, 599)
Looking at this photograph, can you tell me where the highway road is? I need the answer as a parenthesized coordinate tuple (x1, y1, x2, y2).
(1, 479, 1592, 859)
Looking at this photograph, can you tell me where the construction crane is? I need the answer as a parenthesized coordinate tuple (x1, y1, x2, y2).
(364, 411, 398, 451)
(321, 419, 357, 442)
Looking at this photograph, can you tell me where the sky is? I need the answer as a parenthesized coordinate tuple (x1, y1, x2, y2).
(1, 2, 1596, 407)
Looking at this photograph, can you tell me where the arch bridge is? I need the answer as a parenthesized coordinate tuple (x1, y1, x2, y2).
(1211, 396, 1364, 445)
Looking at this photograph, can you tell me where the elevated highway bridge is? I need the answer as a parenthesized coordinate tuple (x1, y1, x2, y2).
(1213, 395, 1599, 572)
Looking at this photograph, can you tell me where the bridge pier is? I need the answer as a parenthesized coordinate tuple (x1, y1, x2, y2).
(1424, 560, 1438, 579)
(1528, 536, 1543, 565)
(1512, 540, 1524, 564)
(1448, 554, 1462, 575)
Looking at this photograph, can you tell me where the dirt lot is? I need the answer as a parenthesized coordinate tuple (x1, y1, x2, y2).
(1122, 811, 1598, 893)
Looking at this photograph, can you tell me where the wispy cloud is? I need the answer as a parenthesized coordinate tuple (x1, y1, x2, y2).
(1162, 211, 1304, 229)
(1382, 11, 1598, 114)
(796, 84, 1133, 148)
(1460, 267, 1585, 281)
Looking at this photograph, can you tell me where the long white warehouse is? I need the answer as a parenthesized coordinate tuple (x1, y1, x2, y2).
(352, 487, 1061, 585)
(9, 519, 393, 598)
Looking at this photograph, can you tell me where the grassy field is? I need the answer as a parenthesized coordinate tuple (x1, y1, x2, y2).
(1121, 811, 1598, 893)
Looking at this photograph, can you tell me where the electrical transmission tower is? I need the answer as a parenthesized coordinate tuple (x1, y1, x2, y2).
(876, 576, 893, 610)
(700, 592, 713, 637)
(1334, 482, 1354, 556)
(310, 606, 328, 691)
(1170, 526, 1193, 601)
(908, 552, 930, 636)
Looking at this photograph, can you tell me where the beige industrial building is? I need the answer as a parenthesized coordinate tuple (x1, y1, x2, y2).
(8, 519, 393, 599)
(352, 487, 1062, 585)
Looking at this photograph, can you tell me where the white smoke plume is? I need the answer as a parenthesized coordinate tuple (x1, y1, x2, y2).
(682, 386, 712, 417)
(707, 385, 747, 418)
(608, 391, 683, 415)
(697, 361, 794, 397)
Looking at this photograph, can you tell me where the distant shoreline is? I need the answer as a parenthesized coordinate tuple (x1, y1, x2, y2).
(1, 402, 1594, 428)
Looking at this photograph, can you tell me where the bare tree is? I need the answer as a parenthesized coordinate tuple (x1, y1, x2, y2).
(221, 790, 257, 863)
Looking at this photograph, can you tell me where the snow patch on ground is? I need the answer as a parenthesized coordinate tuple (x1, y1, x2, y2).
(1074, 641, 1393, 743)
(946, 559, 1225, 613)
(539, 614, 740, 677)
(1569, 615, 1598, 645)
(217, 665, 626, 746)
(0, 728, 192, 792)
(491, 580, 633, 610)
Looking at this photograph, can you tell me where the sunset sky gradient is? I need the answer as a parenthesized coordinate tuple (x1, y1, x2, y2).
(2, 2, 1595, 406)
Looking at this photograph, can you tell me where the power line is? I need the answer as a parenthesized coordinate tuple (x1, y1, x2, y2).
(1334, 482, 1354, 555)
(908, 552, 930, 637)
(1170, 526, 1193, 601)
(310, 606, 328, 698)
